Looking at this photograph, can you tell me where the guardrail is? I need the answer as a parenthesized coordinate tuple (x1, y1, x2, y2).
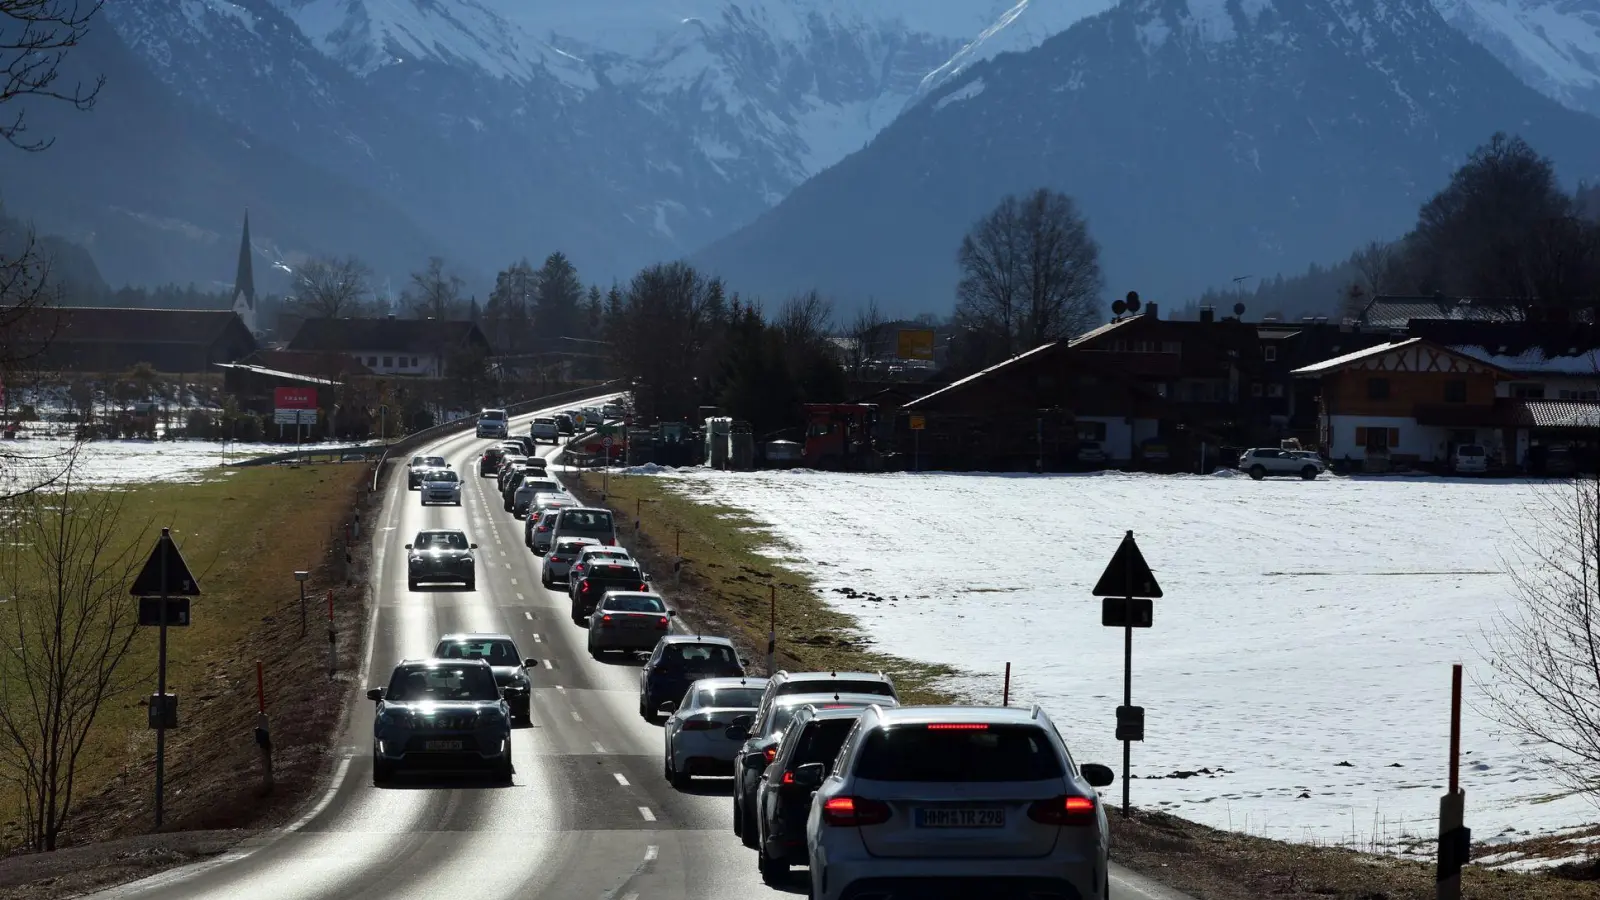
(369, 380, 627, 493)
(228, 444, 388, 468)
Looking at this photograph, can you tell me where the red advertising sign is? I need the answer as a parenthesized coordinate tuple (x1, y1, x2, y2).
(274, 387, 318, 410)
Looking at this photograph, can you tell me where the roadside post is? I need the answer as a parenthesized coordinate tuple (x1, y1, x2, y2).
(1437, 663, 1469, 900)
(255, 661, 273, 793)
(130, 527, 201, 830)
(327, 589, 337, 677)
(295, 570, 310, 637)
(1002, 662, 1011, 706)
(766, 583, 777, 676)
(1091, 530, 1162, 817)
(602, 433, 614, 497)
(908, 414, 925, 472)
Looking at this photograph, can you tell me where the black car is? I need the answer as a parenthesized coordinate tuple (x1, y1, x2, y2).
(407, 455, 449, 489)
(434, 633, 539, 724)
(638, 636, 745, 723)
(555, 414, 575, 435)
(753, 705, 867, 882)
(407, 530, 477, 591)
(479, 446, 507, 477)
(570, 559, 649, 623)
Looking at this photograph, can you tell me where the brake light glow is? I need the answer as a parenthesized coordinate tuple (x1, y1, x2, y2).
(600, 615, 613, 627)
(582, 581, 591, 593)
(639, 583, 649, 592)
(1028, 794, 1098, 826)
(656, 616, 670, 630)
(781, 771, 794, 785)
(764, 746, 778, 762)
(821, 796, 892, 827)
(926, 723, 988, 730)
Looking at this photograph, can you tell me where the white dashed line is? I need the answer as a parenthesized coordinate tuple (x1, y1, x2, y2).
(510, 578, 518, 586)
(543, 659, 553, 669)
(570, 711, 582, 722)
(523, 611, 532, 620)
(592, 741, 606, 753)
(638, 807, 655, 822)
(621, 893, 638, 900)
(504, 563, 511, 570)
(517, 593, 526, 601)
(529, 629, 540, 637)
(613, 773, 629, 786)
(644, 845, 658, 862)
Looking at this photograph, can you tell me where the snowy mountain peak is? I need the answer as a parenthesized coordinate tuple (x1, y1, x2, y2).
(912, 0, 1118, 107)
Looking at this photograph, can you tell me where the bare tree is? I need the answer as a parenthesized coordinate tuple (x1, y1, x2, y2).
(1484, 473, 1600, 805)
(289, 255, 373, 318)
(405, 256, 466, 321)
(2, 0, 104, 152)
(0, 455, 146, 850)
(955, 189, 1102, 365)
(847, 297, 888, 376)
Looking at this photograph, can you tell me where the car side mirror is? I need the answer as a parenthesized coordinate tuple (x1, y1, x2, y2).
(658, 700, 678, 714)
(366, 687, 385, 701)
(667, 610, 678, 618)
(726, 725, 751, 742)
(1082, 763, 1115, 788)
(794, 762, 825, 789)
(740, 658, 751, 667)
(523, 658, 539, 669)
(470, 543, 478, 549)
(446, 463, 452, 467)
(404, 544, 413, 550)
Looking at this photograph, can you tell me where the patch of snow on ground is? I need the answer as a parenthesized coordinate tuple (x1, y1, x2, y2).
(0, 438, 369, 488)
(649, 468, 1592, 847)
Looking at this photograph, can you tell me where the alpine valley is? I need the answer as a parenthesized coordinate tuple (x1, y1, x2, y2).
(4, 0, 1600, 307)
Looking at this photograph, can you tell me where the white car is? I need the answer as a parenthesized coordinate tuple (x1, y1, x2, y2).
(419, 469, 462, 506)
(512, 477, 563, 517)
(1239, 447, 1326, 480)
(661, 677, 768, 788)
(530, 417, 561, 444)
(476, 408, 509, 438)
(543, 536, 600, 587)
(804, 705, 1115, 900)
(1453, 443, 1488, 473)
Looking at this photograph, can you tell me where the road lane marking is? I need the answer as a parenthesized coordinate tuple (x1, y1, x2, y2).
(613, 773, 629, 786)
(523, 610, 532, 620)
(517, 593, 526, 602)
(510, 578, 518, 585)
(554, 684, 564, 691)
(644, 845, 658, 862)
(570, 711, 582, 722)
(593, 741, 606, 753)
(638, 806, 655, 822)
(543, 659, 553, 669)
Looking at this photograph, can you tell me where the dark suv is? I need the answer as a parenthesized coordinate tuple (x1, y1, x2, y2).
(479, 446, 507, 477)
(569, 558, 649, 624)
(638, 636, 745, 722)
(754, 704, 868, 882)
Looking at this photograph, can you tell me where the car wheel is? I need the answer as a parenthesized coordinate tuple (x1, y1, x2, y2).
(732, 794, 744, 837)
(670, 766, 690, 791)
(1249, 464, 1266, 480)
(1301, 466, 1318, 480)
(758, 845, 788, 883)
(465, 577, 476, 591)
(493, 755, 513, 784)
(740, 794, 759, 848)
(373, 753, 394, 785)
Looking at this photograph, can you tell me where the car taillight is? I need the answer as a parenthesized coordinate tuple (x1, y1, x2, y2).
(581, 581, 591, 592)
(656, 616, 669, 630)
(1028, 795, 1097, 826)
(600, 614, 612, 627)
(604, 538, 615, 546)
(682, 719, 720, 731)
(763, 746, 778, 762)
(781, 771, 794, 785)
(639, 583, 649, 592)
(926, 723, 988, 730)
(821, 796, 891, 827)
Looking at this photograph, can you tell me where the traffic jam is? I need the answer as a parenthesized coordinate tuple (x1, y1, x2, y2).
(385, 402, 1119, 900)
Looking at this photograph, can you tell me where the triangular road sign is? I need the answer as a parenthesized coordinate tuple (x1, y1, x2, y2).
(1091, 531, 1162, 598)
(130, 530, 201, 597)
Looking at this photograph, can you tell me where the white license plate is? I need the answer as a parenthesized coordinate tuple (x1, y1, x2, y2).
(424, 740, 463, 751)
(916, 808, 1005, 828)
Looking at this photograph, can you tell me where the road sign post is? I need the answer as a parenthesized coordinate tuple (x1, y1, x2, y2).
(908, 414, 925, 472)
(1092, 530, 1162, 817)
(130, 528, 201, 830)
(1437, 663, 1469, 899)
(766, 583, 777, 676)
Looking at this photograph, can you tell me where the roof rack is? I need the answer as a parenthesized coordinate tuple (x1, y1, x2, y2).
(1030, 704, 1044, 720)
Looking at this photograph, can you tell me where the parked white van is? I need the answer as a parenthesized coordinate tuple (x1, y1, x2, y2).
(1453, 444, 1488, 474)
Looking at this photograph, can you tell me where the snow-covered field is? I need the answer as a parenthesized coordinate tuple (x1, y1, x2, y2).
(639, 467, 1591, 850)
(0, 438, 370, 488)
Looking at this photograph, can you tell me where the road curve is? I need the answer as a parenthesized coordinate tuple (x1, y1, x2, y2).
(90, 403, 1190, 900)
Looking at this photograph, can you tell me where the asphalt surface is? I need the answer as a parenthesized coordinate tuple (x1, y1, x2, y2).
(92, 403, 1192, 900)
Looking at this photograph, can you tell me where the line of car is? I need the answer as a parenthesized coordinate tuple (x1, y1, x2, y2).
(392, 404, 1120, 899)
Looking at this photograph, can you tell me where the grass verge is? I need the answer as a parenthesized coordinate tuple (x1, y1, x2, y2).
(575, 468, 1597, 900)
(0, 462, 370, 854)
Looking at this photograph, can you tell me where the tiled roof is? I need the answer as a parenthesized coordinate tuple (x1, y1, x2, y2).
(287, 317, 486, 354)
(11, 306, 243, 345)
(1359, 296, 1523, 329)
(1522, 400, 1600, 429)
(903, 316, 1142, 409)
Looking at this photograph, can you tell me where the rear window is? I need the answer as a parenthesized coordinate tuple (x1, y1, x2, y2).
(853, 724, 1064, 783)
(560, 510, 614, 530)
(777, 680, 893, 699)
(589, 563, 642, 582)
(791, 717, 860, 769)
(696, 686, 764, 709)
(661, 644, 738, 669)
(535, 417, 555, 424)
(1459, 445, 1485, 456)
(766, 700, 869, 737)
(603, 594, 665, 612)
(484, 448, 505, 461)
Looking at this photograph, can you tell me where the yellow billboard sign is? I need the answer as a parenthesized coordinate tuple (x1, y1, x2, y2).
(908, 414, 926, 431)
(896, 328, 936, 361)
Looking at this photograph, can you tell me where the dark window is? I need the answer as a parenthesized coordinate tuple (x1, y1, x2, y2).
(790, 718, 861, 769)
(777, 680, 894, 698)
(411, 357, 419, 367)
(697, 687, 764, 709)
(661, 644, 738, 668)
(602, 594, 665, 613)
(1366, 378, 1390, 400)
(435, 639, 519, 664)
(383, 356, 393, 368)
(560, 510, 614, 529)
(385, 665, 498, 702)
(1512, 383, 1545, 399)
(853, 725, 1065, 783)
(366, 356, 377, 366)
(1444, 380, 1467, 403)
(1263, 346, 1277, 362)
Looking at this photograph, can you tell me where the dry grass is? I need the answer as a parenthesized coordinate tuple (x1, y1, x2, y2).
(576, 468, 1599, 900)
(0, 462, 371, 851)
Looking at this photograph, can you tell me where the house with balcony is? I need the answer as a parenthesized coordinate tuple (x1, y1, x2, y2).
(285, 315, 491, 377)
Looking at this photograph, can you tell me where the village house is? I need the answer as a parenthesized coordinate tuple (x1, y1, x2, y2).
(4, 306, 258, 374)
(286, 316, 492, 377)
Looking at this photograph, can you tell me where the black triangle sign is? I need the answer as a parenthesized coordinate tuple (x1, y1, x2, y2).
(1091, 531, 1162, 598)
(130, 531, 201, 597)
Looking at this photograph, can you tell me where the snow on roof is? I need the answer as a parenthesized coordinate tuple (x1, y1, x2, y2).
(1290, 339, 1421, 375)
(905, 315, 1142, 409)
(1449, 345, 1600, 375)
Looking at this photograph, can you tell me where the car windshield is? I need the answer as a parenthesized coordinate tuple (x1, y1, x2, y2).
(695, 686, 764, 709)
(790, 717, 860, 769)
(853, 724, 1065, 782)
(777, 679, 893, 698)
(423, 456, 446, 467)
(435, 639, 520, 665)
(482, 411, 506, 420)
(604, 595, 665, 612)
(424, 470, 458, 483)
(1460, 445, 1485, 456)
(414, 531, 469, 550)
(660, 644, 737, 670)
(385, 665, 499, 702)
(561, 510, 614, 530)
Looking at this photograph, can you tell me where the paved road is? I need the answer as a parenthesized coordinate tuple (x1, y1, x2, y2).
(93, 404, 1191, 900)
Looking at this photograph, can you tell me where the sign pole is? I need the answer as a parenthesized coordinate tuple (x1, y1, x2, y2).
(1122, 558, 1133, 817)
(766, 584, 777, 676)
(1002, 662, 1011, 706)
(154, 529, 169, 829)
(1437, 663, 1468, 900)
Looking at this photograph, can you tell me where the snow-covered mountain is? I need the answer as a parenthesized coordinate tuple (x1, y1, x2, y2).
(1435, 0, 1600, 118)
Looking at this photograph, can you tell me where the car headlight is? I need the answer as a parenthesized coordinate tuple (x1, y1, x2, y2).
(378, 708, 412, 728)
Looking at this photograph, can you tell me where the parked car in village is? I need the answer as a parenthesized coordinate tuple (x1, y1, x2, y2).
(1075, 441, 1107, 466)
(1453, 443, 1488, 474)
(1239, 447, 1325, 480)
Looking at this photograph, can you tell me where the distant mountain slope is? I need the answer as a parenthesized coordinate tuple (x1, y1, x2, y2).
(692, 0, 1600, 317)
(0, 21, 445, 293)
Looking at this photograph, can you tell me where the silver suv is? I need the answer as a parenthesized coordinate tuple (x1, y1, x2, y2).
(367, 658, 514, 784)
(804, 705, 1115, 900)
(476, 408, 508, 438)
(1239, 447, 1325, 480)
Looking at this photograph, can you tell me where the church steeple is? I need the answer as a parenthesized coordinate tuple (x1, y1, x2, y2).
(231, 210, 257, 334)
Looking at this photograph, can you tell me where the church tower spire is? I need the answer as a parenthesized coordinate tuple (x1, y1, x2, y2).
(231, 210, 257, 334)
